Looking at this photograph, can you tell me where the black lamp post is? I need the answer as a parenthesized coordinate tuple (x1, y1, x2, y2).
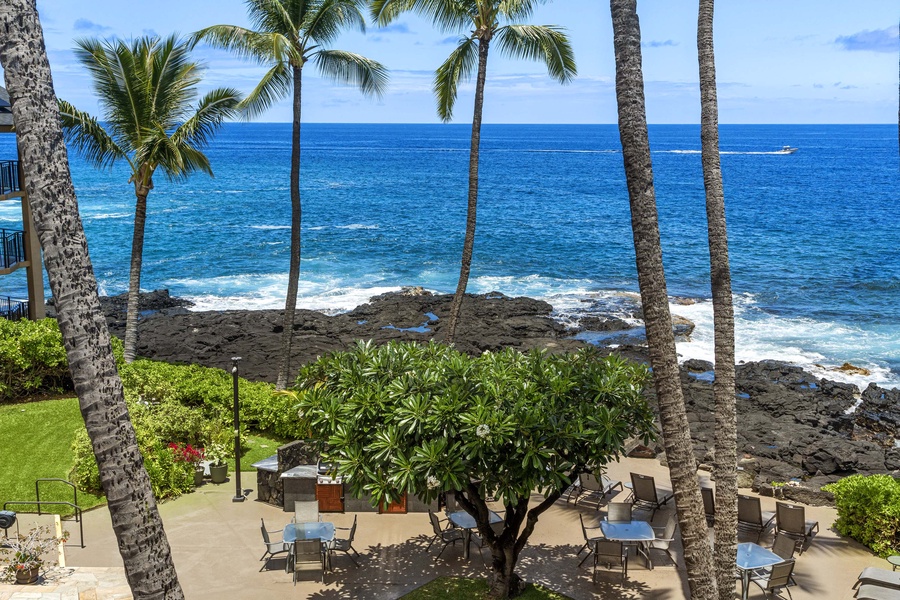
(231, 356, 245, 502)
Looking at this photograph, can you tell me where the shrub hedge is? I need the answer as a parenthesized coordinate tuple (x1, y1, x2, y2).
(823, 474, 900, 557)
(0, 318, 70, 401)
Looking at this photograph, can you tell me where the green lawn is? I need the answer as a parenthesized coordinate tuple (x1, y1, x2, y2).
(400, 577, 573, 599)
(0, 398, 285, 516)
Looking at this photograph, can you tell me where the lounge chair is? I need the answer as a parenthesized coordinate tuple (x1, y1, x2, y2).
(701, 486, 715, 526)
(259, 518, 289, 572)
(428, 509, 465, 559)
(856, 584, 900, 600)
(291, 539, 325, 584)
(328, 515, 360, 567)
(607, 501, 633, 524)
(854, 567, 900, 591)
(737, 494, 775, 542)
(648, 512, 678, 565)
(629, 473, 674, 519)
(749, 559, 795, 600)
(572, 472, 623, 508)
(577, 513, 605, 567)
(774, 502, 819, 554)
(593, 539, 628, 583)
(294, 500, 319, 524)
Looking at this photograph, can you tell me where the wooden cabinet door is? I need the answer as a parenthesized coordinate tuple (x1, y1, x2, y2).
(316, 483, 344, 513)
(380, 493, 407, 514)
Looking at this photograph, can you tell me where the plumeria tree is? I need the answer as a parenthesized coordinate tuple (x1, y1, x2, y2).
(287, 340, 655, 598)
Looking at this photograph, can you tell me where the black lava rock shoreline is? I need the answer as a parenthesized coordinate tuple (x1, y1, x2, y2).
(92, 288, 899, 504)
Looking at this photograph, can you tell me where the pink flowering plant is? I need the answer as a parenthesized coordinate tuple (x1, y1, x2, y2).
(1, 525, 68, 580)
(168, 442, 204, 466)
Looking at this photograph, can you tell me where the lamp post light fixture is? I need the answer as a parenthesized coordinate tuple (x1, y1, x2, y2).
(231, 356, 245, 503)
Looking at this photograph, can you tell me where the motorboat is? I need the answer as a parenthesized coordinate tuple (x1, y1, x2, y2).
(778, 145, 798, 154)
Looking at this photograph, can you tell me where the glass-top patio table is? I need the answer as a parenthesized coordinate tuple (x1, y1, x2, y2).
(735, 542, 782, 600)
(447, 510, 503, 559)
(284, 522, 335, 571)
(599, 519, 655, 569)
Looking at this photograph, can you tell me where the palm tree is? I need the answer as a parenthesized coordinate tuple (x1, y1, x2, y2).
(371, 0, 576, 344)
(0, 3, 184, 598)
(191, 0, 388, 390)
(608, 0, 717, 598)
(58, 35, 241, 364)
(697, 1, 738, 597)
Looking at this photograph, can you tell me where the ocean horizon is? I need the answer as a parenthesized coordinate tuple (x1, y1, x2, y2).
(0, 123, 897, 389)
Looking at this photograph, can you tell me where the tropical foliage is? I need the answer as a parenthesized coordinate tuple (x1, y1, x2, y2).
(371, 0, 575, 344)
(287, 340, 654, 597)
(58, 34, 241, 363)
(191, 0, 388, 389)
(0, 318, 69, 401)
(824, 474, 900, 557)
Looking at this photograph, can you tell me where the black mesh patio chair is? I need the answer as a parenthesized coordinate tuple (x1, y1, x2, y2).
(629, 473, 673, 519)
(737, 494, 775, 542)
(753, 533, 798, 584)
(577, 513, 605, 567)
(593, 539, 628, 583)
(701, 486, 715, 526)
(428, 509, 465, 560)
(606, 501, 632, 524)
(328, 515, 360, 567)
(291, 539, 325, 584)
(749, 559, 795, 600)
(573, 471, 623, 508)
(259, 518, 289, 572)
(648, 512, 678, 565)
(774, 502, 819, 554)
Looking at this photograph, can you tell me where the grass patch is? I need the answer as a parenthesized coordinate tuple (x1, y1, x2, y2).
(0, 398, 286, 516)
(0, 398, 104, 516)
(400, 577, 572, 599)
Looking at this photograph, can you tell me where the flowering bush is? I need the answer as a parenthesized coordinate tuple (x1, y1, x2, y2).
(205, 442, 230, 466)
(168, 442, 204, 466)
(1, 525, 68, 580)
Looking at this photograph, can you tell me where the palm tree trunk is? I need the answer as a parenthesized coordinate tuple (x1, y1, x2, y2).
(445, 38, 490, 344)
(124, 170, 151, 363)
(698, 2, 738, 598)
(0, 2, 184, 598)
(276, 64, 303, 390)
(609, 1, 717, 598)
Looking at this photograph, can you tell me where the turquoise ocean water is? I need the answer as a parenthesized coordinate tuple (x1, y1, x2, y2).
(0, 123, 897, 387)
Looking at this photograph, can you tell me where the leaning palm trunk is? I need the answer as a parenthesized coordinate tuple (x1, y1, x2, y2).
(0, 2, 184, 598)
(609, 1, 717, 598)
(445, 39, 490, 344)
(276, 65, 304, 390)
(123, 177, 151, 363)
(698, 1, 738, 597)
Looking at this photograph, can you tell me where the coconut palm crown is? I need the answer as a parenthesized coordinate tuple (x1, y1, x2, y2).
(190, 0, 389, 389)
(371, 0, 576, 343)
(59, 35, 242, 363)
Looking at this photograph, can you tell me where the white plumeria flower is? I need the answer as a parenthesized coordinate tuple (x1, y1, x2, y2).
(476, 424, 491, 439)
(426, 475, 441, 490)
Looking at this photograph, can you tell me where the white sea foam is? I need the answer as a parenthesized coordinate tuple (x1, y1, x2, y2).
(86, 212, 131, 220)
(248, 225, 291, 230)
(334, 224, 379, 230)
(656, 150, 796, 156)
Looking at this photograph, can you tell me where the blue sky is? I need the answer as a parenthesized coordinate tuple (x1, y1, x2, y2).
(19, 0, 900, 124)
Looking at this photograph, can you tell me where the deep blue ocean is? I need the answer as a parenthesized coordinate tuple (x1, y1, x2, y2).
(0, 124, 897, 387)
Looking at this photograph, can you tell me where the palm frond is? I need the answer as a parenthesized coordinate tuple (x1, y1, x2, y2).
(148, 35, 203, 128)
(302, 0, 368, 47)
(246, 0, 300, 39)
(498, 0, 543, 22)
(372, 0, 472, 33)
(495, 25, 576, 83)
(57, 99, 129, 170)
(239, 62, 294, 118)
(189, 25, 289, 64)
(172, 87, 242, 149)
(313, 50, 389, 97)
(433, 36, 479, 122)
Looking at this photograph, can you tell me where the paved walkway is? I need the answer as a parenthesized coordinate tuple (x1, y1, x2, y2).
(0, 567, 130, 600)
(2, 456, 893, 598)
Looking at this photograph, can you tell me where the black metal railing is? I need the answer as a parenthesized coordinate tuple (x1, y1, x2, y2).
(0, 228, 25, 269)
(0, 296, 28, 321)
(0, 160, 20, 195)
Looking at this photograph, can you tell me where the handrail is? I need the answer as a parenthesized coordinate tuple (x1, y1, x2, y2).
(2, 500, 85, 548)
(0, 160, 20, 195)
(36, 478, 79, 518)
(0, 296, 28, 321)
(0, 228, 26, 269)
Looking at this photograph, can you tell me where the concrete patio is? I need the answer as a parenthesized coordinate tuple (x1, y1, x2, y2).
(2, 456, 890, 599)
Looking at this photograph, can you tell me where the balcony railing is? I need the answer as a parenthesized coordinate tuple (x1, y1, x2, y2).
(0, 296, 28, 321)
(0, 228, 25, 269)
(0, 160, 21, 196)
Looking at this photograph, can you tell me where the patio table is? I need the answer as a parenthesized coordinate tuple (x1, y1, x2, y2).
(447, 510, 503, 559)
(735, 542, 782, 600)
(599, 519, 655, 569)
(284, 522, 335, 571)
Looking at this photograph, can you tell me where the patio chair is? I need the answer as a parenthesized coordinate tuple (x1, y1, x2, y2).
(593, 539, 628, 583)
(774, 502, 819, 554)
(428, 510, 466, 559)
(629, 473, 674, 519)
(853, 567, 900, 591)
(291, 539, 325, 584)
(737, 494, 775, 542)
(259, 518, 289, 572)
(701, 486, 715, 526)
(294, 500, 320, 524)
(607, 501, 633, 524)
(328, 515, 360, 567)
(648, 512, 678, 565)
(855, 584, 900, 600)
(427, 509, 455, 549)
(749, 559, 795, 600)
(752, 533, 797, 584)
(577, 513, 605, 567)
(573, 472, 623, 508)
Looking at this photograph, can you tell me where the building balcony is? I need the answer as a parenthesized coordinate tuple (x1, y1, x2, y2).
(0, 228, 26, 273)
(0, 160, 22, 198)
(0, 296, 28, 321)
